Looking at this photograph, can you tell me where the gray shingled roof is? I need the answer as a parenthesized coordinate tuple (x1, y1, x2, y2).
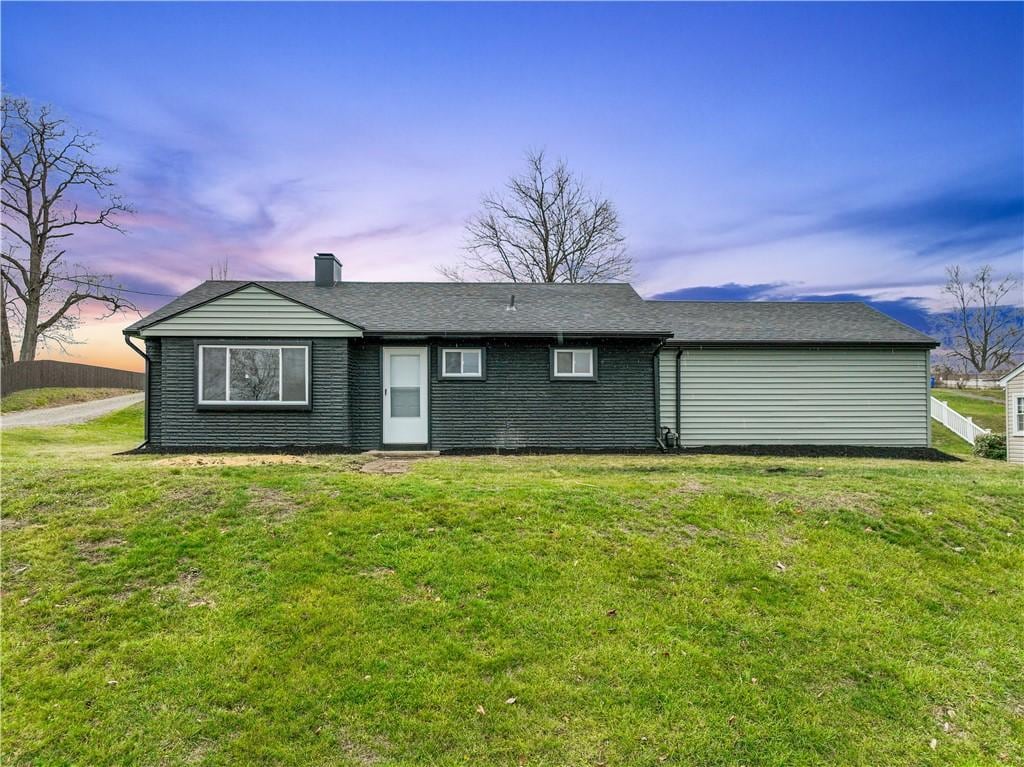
(647, 300, 937, 345)
(125, 280, 938, 346)
(125, 281, 670, 336)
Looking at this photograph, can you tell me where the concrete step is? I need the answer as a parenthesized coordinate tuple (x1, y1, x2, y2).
(364, 449, 441, 459)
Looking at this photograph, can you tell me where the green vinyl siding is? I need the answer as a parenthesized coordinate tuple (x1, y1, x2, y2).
(140, 285, 362, 338)
(658, 348, 677, 432)
(659, 347, 930, 447)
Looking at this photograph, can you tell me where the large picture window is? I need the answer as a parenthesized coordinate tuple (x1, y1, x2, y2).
(198, 345, 309, 405)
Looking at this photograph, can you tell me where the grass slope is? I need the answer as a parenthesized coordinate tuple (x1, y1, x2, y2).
(931, 388, 1006, 433)
(0, 387, 138, 413)
(930, 388, 1007, 457)
(2, 407, 1022, 766)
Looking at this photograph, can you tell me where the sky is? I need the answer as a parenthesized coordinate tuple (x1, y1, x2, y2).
(2, 1, 1022, 370)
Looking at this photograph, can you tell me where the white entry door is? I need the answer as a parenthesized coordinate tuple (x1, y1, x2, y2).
(382, 347, 428, 445)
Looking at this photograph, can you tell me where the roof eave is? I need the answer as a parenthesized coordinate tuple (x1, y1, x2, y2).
(998, 362, 1024, 386)
(662, 339, 940, 349)
(366, 330, 674, 339)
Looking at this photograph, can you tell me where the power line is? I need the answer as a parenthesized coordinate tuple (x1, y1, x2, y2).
(0, 268, 178, 298)
(56, 276, 177, 298)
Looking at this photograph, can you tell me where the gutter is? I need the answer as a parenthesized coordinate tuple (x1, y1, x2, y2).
(675, 347, 683, 442)
(652, 340, 667, 451)
(661, 340, 939, 350)
(123, 333, 150, 448)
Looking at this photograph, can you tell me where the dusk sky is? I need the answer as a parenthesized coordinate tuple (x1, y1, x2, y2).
(2, 1, 1022, 370)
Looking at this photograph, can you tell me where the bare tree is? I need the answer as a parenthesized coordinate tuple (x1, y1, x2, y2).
(442, 149, 630, 283)
(1, 95, 136, 362)
(940, 264, 1023, 378)
(209, 258, 230, 280)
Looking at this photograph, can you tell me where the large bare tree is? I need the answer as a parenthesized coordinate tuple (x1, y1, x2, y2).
(940, 264, 1023, 377)
(442, 150, 631, 283)
(1, 96, 136, 363)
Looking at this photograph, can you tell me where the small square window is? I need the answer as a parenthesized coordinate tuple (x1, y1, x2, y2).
(552, 348, 595, 378)
(440, 348, 484, 378)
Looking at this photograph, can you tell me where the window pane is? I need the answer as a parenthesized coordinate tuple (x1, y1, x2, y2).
(391, 387, 420, 417)
(444, 351, 462, 375)
(462, 350, 480, 375)
(573, 350, 592, 375)
(281, 347, 307, 402)
(555, 351, 573, 375)
(229, 348, 280, 401)
(390, 354, 420, 387)
(201, 347, 227, 401)
(1018, 413, 1024, 432)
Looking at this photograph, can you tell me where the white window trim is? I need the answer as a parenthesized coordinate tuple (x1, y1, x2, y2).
(440, 348, 483, 378)
(198, 344, 310, 406)
(553, 348, 595, 378)
(1014, 394, 1024, 436)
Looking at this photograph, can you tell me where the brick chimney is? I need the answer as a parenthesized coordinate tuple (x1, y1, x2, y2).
(314, 253, 342, 287)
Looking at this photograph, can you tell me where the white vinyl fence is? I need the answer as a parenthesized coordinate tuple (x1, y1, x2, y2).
(930, 396, 991, 445)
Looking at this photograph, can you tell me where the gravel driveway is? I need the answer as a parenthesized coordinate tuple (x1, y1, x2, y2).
(1, 392, 144, 430)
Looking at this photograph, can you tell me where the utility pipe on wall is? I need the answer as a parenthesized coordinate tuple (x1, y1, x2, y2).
(123, 334, 150, 448)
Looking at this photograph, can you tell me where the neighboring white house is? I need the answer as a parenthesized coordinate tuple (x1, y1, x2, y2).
(998, 363, 1024, 465)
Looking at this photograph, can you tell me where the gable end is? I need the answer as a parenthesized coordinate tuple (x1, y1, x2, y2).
(140, 284, 363, 338)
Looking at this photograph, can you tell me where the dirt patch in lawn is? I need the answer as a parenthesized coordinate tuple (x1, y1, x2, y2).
(360, 566, 396, 578)
(360, 459, 411, 475)
(766, 490, 880, 514)
(1, 516, 35, 532)
(155, 567, 214, 608)
(248, 486, 299, 522)
(154, 454, 318, 468)
(335, 729, 390, 766)
(672, 479, 706, 495)
(76, 537, 126, 563)
(615, 519, 725, 547)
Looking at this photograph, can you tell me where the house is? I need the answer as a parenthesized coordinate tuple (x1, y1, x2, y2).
(123, 253, 939, 453)
(998, 363, 1024, 464)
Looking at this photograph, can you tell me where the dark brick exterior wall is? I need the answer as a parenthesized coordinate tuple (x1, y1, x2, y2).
(146, 337, 350, 449)
(426, 339, 660, 451)
(145, 336, 660, 451)
(348, 341, 383, 451)
(145, 339, 162, 445)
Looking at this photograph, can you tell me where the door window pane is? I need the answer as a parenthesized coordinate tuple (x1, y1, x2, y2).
(390, 354, 420, 387)
(201, 347, 227, 401)
(281, 347, 307, 402)
(391, 387, 420, 417)
(229, 348, 280, 401)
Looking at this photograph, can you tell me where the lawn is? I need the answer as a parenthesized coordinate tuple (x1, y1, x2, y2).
(0, 386, 138, 413)
(2, 407, 1022, 766)
(930, 387, 1007, 456)
(931, 388, 1006, 433)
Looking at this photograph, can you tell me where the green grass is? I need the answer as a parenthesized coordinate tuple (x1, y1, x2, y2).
(931, 388, 1006, 433)
(930, 387, 1007, 457)
(0, 386, 138, 413)
(3, 407, 1022, 766)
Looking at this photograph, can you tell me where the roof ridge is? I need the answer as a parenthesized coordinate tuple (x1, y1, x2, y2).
(645, 299, 879, 305)
(251, 280, 633, 286)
